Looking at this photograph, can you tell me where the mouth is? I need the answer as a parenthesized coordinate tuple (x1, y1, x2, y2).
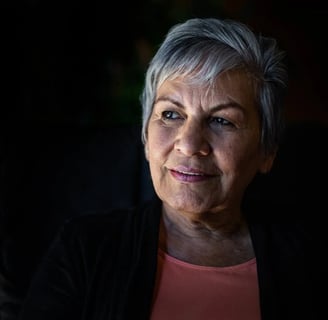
(169, 168, 213, 183)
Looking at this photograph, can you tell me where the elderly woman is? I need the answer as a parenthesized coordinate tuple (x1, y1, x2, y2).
(19, 18, 319, 320)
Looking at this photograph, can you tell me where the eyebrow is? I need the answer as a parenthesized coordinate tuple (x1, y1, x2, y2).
(154, 96, 246, 114)
(154, 96, 184, 108)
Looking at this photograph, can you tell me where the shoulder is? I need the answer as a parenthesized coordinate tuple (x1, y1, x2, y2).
(55, 197, 162, 246)
(62, 207, 134, 234)
(42, 197, 162, 271)
(247, 209, 320, 263)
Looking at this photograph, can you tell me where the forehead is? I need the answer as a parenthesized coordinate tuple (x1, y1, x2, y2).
(156, 69, 257, 110)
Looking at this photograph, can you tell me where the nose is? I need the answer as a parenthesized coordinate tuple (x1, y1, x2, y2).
(174, 121, 211, 157)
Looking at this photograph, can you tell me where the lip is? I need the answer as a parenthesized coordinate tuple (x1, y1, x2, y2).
(169, 166, 214, 183)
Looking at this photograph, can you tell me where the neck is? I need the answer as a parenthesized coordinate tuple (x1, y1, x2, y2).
(159, 205, 254, 267)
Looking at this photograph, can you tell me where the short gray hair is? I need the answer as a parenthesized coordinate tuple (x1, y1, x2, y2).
(140, 17, 288, 155)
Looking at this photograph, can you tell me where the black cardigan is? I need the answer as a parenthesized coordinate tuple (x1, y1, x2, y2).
(18, 196, 321, 320)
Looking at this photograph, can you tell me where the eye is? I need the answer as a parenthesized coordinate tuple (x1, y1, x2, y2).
(162, 110, 182, 120)
(209, 117, 233, 127)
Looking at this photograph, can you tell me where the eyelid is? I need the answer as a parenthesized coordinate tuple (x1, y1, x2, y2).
(162, 110, 183, 120)
(209, 116, 235, 127)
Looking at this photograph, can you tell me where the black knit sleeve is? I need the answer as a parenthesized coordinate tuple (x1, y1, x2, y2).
(18, 218, 87, 320)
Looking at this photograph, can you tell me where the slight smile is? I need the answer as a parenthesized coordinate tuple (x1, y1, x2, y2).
(169, 169, 213, 183)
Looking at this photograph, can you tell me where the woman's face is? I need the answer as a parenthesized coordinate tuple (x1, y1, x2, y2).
(145, 70, 275, 215)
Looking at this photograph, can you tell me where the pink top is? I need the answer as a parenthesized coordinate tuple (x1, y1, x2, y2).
(150, 249, 261, 320)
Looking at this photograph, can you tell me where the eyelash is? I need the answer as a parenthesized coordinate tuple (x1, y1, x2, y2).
(161, 111, 233, 127)
(162, 111, 182, 120)
(209, 117, 232, 126)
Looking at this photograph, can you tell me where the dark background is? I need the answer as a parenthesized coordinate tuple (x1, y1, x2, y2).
(1, 0, 328, 244)
(0, 1, 327, 317)
(1, 0, 327, 244)
(2, 0, 328, 131)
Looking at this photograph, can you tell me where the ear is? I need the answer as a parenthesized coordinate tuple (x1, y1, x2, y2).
(258, 150, 277, 174)
(144, 142, 149, 161)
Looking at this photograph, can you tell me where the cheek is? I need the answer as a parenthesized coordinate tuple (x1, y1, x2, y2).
(236, 146, 264, 177)
(147, 124, 175, 160)
(147, 136, 162, 165)
(146, 126, 172, 190)
(214, 135, 262, 173)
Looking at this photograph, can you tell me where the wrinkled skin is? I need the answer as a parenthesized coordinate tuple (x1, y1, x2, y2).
(145, 70, 275, 226)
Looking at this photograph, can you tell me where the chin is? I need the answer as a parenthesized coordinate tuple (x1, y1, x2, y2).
(167, 193, 214, 213)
